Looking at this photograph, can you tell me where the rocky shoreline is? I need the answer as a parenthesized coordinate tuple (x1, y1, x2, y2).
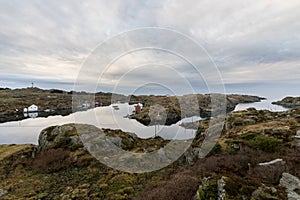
(272, 96, 300, 108)
(129, 94, 265, 125)
(0, 87, 264, 125)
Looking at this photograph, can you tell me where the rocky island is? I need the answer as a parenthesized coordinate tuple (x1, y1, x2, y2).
(130, 94, 264, 125)
(272, 97, 300, 109)
(0, 87, 125, 123)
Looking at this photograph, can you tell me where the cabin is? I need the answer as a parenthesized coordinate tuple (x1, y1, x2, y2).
(23, 104, 38, 113)
(28, 104, 38, 112)
(135, 104, 141, 113)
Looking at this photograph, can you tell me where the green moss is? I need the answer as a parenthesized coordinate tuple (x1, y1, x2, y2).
(240, 185, 256, 196)
(260, 191, 279, 199)
(52, 137, 72, 149)
(243, 134, 282, 152)
(197, 188, 205, 199)
(121, 138, 136, 150)
(45, 126, 58, 141)
(203, 180, 218, 200)
(224, 178, 241, 196)
(209, 142, 222, 156)
(241, 133, 258, 140)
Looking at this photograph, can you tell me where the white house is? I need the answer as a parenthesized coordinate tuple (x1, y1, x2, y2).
(23, 104, 39, 113)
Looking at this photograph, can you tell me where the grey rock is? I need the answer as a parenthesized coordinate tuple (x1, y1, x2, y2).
(193, 176, 226, 200)
(280, 173, 300, 200)
(243, 119, 256, 126)
(251, 184, 277, 199)
(293, 132, 300, 146)
(184, 147, 200, 165)
(0, 189, 7, 197)
(108, 137, 122, 147)
(193, 177, 210, 200)
(38, 124, 83, 152)
(271, 128, 286, 134)
(217, 176, 226, 200)
(273, 97, 300, 108)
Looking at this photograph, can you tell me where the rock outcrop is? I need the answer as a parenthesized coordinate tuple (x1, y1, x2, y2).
(193, 176, 226, 200)
(294, 130, 300, 146)
(273, 97, 300, 108)
(131, 94, 264, 126)
(0, 189, 7, 198)
(217, 176, 226, 200)
(38, 124, 83, 152)
(280, 173, 300, 200)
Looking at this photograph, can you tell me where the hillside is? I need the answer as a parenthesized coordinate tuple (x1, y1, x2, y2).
(0, 107, 300, 199)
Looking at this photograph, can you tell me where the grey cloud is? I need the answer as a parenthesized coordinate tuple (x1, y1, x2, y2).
(0, 0, 299, 94)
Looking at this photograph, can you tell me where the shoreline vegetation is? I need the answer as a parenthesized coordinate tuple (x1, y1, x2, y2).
(1, 87, 300, 199)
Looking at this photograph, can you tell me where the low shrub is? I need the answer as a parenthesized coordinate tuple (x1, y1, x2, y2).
(133, 172, 198, 200)
(32, 148, 71, 173)
(198, 179, 218, 200)
(243, 134, 282, 153)
(208, 142, 222, 156)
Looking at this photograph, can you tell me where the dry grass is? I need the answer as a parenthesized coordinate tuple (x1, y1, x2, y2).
(0, 144, 32, 161)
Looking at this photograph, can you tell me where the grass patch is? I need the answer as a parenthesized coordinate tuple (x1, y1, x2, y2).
(0, 144, 32, 161)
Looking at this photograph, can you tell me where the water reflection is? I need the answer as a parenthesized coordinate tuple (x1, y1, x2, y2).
(0, 104, 196, 144)
(24, 112, 38, 118)
(234, 99, 288, 112)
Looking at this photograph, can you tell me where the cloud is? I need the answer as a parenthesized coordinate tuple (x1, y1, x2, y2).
(0, 0, 299, 95)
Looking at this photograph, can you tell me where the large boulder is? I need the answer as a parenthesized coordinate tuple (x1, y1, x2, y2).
(38, 124, 83, 152)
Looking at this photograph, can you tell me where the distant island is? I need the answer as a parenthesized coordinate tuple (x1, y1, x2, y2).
(273, 97, 300, 108)
(0, 87, 265, 124)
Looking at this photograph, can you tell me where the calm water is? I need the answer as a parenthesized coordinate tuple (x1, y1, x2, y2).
(0, 96, 292, 145)
(0, 104, 196, 145)
(234, 99, 288, 112)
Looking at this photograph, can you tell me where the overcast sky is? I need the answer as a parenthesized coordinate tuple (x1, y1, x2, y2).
(0, 0, 299, 98)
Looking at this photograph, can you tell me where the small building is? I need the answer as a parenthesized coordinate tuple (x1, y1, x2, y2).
(28, 104, 38, 112)
(24, 104, 38, 113)
(135, 104, 141, 113)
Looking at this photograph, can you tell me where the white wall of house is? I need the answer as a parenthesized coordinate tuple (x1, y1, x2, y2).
(28, 104, 38, 112)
